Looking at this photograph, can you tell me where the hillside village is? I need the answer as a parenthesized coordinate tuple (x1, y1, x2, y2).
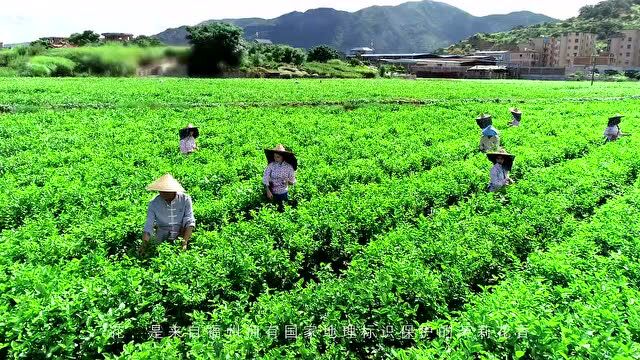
(346, 29, 640, 79)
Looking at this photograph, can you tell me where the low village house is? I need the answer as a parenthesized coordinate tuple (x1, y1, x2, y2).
(40, 37, 71, 48)
(101, 33, 134, 42)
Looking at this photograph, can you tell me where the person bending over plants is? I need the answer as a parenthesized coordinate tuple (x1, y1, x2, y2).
(508, 108, 522, 127)
(486, 148, 515, 192)
(477, 114, 501, 153)
(140, 173, 195, 254)
(604, 114, 630, 142)
(179, 123, 199, 154)
(263, 144, 297, 212)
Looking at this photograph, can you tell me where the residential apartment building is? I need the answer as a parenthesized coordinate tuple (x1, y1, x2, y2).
(519, 37, 557, 67)
(510, 50, 540, 67)
(553, 32, 597, 67)
(518, 33, 596, 67)
(609, 29, 640, 67)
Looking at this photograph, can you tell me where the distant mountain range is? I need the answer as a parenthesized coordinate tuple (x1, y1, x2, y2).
(154, 0, 557, 52)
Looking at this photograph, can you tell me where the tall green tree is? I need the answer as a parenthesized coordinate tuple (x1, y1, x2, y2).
(131, 35, 163, 47)
(307, 45, 342, 62)
(186, 23, 245, 76)
(69, 30, 100, 46)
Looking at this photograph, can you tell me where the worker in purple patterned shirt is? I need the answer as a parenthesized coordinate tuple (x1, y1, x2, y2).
(486, 148, 515, 192)
(604, 114, 629, 142)
(179, 124, 199, 154)
(508, 108, 522, 127)
(263, 144, 297, 212)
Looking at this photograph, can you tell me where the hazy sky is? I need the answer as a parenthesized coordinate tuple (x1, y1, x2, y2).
(1, 0, 603, 43)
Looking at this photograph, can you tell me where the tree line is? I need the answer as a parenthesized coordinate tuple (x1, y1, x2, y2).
(186, 22, 344, 76)
(26, 23, 346, 77)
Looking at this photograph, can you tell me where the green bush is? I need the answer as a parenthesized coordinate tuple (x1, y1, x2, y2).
(0, 67, 18, 77)
(1, 79, 640, 358)
(0, 49, 21, 67)
(348, 57, 364, 66)
(27, 44, 48, 56)
(50, 45, 165, 76)
(29, 56, 76, 77)
(15, 46, 29, 56)
(307, 45, 342, 62)
(303, 60, 377, 78)
(164, 47, 190, 65)
(19, 63, 52, 77)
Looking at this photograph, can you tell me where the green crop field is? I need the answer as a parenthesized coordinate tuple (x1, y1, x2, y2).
(1, 78, 640, 359)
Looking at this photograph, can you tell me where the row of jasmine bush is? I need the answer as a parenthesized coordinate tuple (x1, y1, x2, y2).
(0, 45, 188, 77)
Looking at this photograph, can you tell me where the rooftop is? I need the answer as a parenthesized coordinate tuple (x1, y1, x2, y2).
(101, 33, 134, 37)
(255, 39, 273, 45)
(468, 65, 508, 71)
(350, 47, 374, 52)
(474, 50, 510, 54)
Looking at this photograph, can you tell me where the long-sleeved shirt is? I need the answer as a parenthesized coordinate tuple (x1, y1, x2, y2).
(604, 125, 621, 141)
(180, 136, 197, 154)
(479, 135, 500, 152)
(263, 161, 296, 195)
(143, 193, 196, 241)
(509, 116, 521, 127)
(488, 163, 509, 192)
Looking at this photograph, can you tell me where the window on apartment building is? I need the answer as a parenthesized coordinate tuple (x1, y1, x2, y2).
(626, 61, 630, 65)
(627, 53, 631, 57)
(629, 37, 633, 41)
(573, 53, 577, 57)
(628, 45, 632, 49)
(574, 46, 579, 50)
(575, 39, 579, 43)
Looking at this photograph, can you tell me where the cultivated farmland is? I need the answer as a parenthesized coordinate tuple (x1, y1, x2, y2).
(0, 78, 639, 359)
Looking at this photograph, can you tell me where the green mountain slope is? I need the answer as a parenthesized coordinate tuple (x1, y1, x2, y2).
(154, 1, 556, 52)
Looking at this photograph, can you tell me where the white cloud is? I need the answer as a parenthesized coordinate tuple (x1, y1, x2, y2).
(1, 0, 602, 44)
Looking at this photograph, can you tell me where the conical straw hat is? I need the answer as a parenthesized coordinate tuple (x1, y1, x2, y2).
(264, 144, 298, 170)
(487, 148, 515, 171)
(476, 114, 492, 129)
(179, 123, 200, 139)
(146, 173, 185, 192)
(608, 114, 623, 127)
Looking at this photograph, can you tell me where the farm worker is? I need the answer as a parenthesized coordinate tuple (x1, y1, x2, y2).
(179, 123, 199, 154)
(487, 148, 515, 192)
(263, 144, 297, 212)
(477, 114, 500, 152)
(508, 108, 522, 127)
(604, 114, 629, 142)
(141, 173, 195, 252)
